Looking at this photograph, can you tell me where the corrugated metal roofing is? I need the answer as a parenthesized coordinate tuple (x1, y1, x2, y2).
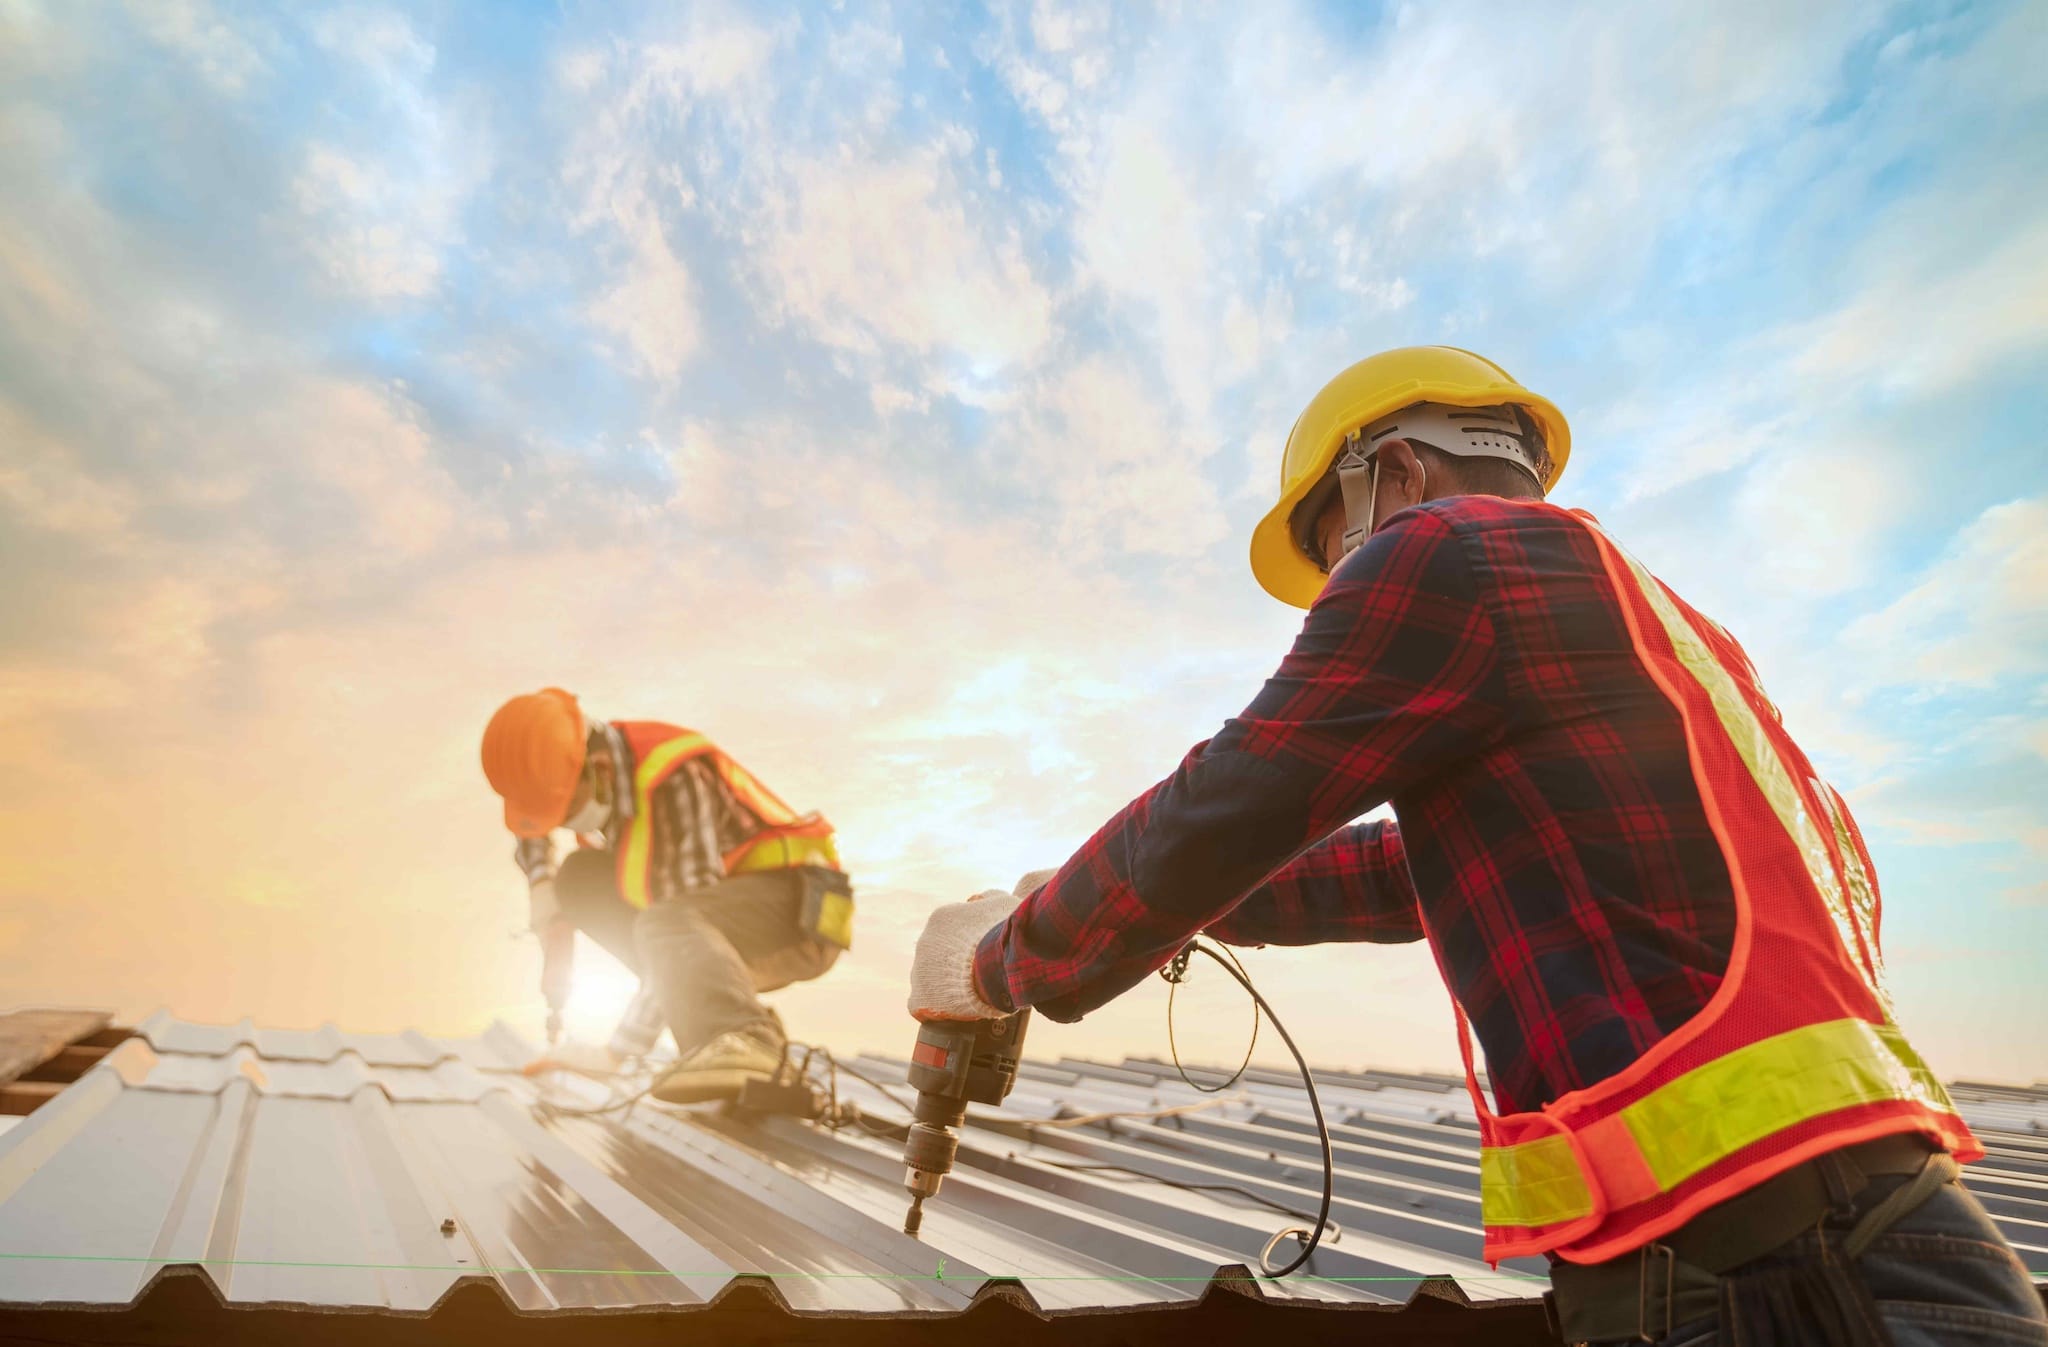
(0, 1011, 2042, 1321)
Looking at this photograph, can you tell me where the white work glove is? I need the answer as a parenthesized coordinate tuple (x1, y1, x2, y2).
(528, 877, 563, 934)
(907, 888, 1020, 1022)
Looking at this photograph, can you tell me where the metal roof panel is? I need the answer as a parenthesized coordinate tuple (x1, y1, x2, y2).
(1, 1014, 2041, 1322)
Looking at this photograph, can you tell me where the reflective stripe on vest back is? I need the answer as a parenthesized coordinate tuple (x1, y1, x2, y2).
(1443, 509, 1978, 1266)
(1479, 1017, 1953, 1231)
(615, 723, 839, 909)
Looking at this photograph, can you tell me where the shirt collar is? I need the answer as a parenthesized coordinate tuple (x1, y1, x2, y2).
(590, 719, 635, 831)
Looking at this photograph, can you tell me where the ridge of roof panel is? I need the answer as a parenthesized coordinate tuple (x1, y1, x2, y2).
(87, 1038, 511, 1104)
(130, 1009, 531, 1073)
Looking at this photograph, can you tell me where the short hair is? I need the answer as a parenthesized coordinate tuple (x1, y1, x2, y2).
(1410, 441, 1544, 500)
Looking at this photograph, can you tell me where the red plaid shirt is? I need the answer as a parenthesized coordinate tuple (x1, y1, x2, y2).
(974, 496, 1753, 1115)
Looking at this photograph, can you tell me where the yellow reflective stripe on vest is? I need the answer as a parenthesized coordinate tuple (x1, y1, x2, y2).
(1618, 1019, 1949, 1191)
(1481, 1133, 1594, 1229)
(1603, 540, 1883, 1003)
(1813, 781, 1895, 1019)
(618, 732, 712, 909)
(1482, 1017, 1951, 1229)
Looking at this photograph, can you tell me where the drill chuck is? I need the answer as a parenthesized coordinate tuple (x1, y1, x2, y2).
(902, 1120, 960, 1198)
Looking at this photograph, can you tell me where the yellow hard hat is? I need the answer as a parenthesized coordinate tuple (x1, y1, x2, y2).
(1248, 346, 1571, 607)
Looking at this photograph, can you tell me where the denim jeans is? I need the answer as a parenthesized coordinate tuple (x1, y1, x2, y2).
(1617, 1175, 2047, 1347)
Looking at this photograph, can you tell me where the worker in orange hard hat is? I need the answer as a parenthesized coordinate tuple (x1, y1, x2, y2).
(907, 346, 2043, 1344)
(483, 689, 853, 1103)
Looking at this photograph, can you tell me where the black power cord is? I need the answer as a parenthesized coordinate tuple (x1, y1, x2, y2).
(1162, 942, 1259, 1092)
(1029, 1158, 1337, 1237)
(1160, 939, 1334, 1278)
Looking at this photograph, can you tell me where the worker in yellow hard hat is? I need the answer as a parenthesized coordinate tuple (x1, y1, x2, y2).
(907, 347, 2041, 1343)
(483, 690, 853, 1103)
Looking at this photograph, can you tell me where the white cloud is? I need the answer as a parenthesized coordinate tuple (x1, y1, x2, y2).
(1610, 212, 2048, 508)
(756, 140, 1054, 380)
(1028, 0, 1111, 89)
(287, 11, 488, 302)
(868, 381, 928, 417)
(290, 379, 490, 559)
(628, 20, 783, 100)
(1729, 446, 1911, 598)
(586, 208, 700, 381)
(563, 18, 1055, 393)
(1073, 116, 1205, 319)
(1007, 353, 1229, 557)
(127, 0, 267, 95)
(1785, 219, 2048, 401)
(0, 396, 137, 538)
(1843, 496, 2048, 690)
(292, 144, 447, 298)
(554, 13, 787, 384)
(310, 7, 434, 80)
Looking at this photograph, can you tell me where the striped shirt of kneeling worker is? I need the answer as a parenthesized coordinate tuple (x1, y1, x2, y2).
(483, 691, 852, 1104)
(906, 346, 2045, 1346)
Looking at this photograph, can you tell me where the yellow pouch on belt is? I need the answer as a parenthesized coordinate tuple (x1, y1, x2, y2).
(797, 866, 855, 950)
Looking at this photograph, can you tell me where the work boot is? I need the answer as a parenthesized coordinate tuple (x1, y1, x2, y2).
(648, 1022, 784, 1105)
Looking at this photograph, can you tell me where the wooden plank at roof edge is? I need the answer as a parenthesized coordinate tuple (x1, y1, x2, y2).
(0, 1009, 113, 1087)
(22, 1045, 115, 1082)
(0, 1081, 64, 1115)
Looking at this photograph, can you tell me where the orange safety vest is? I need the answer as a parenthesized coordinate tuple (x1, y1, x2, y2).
(1426, 512, 1980, 1267)
(610, 722, 841, 910)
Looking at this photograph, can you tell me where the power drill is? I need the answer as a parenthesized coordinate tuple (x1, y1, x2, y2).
(900, 1010, 1031, 1236)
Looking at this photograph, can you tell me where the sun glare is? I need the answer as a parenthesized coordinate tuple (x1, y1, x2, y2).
(561, 937, 643, 1045)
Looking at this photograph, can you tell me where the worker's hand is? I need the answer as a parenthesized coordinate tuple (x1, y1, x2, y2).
(907, 889, 1019, 1022)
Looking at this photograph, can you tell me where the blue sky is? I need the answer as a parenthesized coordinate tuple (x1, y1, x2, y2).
(1, 0, 2043, 1080)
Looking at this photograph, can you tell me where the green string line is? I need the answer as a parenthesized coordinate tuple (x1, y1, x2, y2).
(0, 1250, 1550, 1283)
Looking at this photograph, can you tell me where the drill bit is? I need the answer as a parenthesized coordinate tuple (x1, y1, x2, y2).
(903, 1194, 926, 1238)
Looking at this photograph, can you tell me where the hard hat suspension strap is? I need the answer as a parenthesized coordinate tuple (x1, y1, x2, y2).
(1334, 433, 1381, 560)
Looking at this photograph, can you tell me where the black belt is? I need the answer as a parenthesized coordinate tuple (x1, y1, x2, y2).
(1544, 1133, 1957, 1344)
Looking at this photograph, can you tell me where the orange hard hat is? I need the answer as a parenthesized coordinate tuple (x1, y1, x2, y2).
(481, 688, 587, 838)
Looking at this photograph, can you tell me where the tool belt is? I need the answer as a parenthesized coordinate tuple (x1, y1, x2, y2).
(1545, 1133, 1959, 1344)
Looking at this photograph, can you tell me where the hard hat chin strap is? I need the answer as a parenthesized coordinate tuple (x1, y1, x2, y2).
(1334, 436, 1425, 563)
(1335, 439, 1378, 558)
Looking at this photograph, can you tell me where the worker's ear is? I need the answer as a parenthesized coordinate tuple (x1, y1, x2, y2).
(1372, 439, 1429, 521)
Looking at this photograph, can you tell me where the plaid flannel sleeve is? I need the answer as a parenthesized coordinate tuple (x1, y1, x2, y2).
(973, 504, 1505, 1020)
(1203, 818, 1423, 946)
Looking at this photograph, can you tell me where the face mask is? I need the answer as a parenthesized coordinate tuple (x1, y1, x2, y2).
(561, 776, 613, 834)
(562, 795, 610, 835)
